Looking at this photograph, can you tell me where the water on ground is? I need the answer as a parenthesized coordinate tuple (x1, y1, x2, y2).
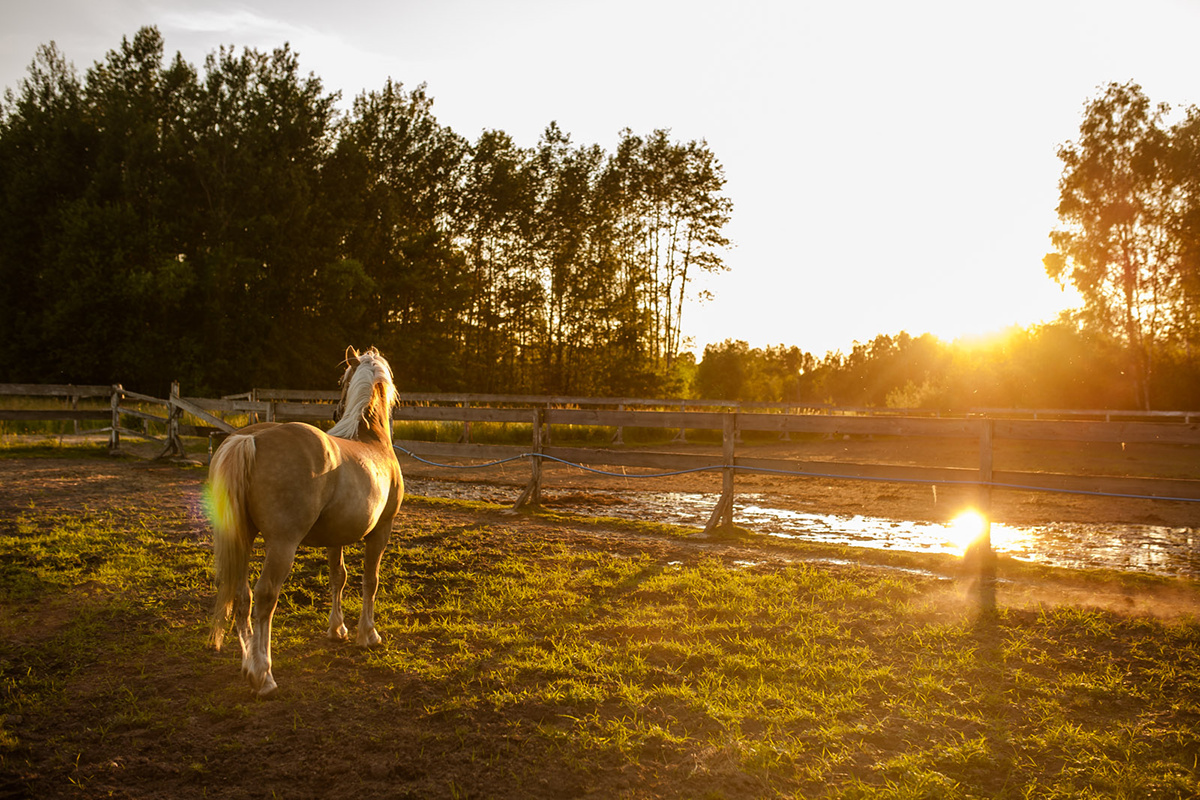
(407, 478, 1200, 578)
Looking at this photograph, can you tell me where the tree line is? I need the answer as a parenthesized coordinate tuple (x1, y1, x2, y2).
(4, 29, 1197, 411)
(693, 323, 1199, 411)
(0, 27, 730, 396)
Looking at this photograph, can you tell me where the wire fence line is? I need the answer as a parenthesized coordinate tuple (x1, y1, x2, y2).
(392, 446, 1200, 504)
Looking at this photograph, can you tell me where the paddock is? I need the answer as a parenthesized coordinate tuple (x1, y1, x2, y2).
(1, 446, 1199, 798)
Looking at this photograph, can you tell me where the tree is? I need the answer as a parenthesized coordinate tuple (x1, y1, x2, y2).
(1045, 82, 1184, 408)
(1168, 105, 1200, 360)
(0, 27, 738, 397)
(458, 128, 538, 391)
(0, 42, 90, 382)
(332, 80, 469, 390)
(188, 40, 341, 390)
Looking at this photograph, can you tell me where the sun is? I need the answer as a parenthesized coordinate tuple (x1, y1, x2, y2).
(946, 510, 989, 555)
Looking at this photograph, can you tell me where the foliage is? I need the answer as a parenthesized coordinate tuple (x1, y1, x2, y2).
(1045, 82, 1200, 409)
(695, 325, 1163, 410)
(0, 27, 731, 397)
(6, 33, 1198, 411)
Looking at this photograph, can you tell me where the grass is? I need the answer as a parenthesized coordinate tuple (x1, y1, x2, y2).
(1, 456, 1199, 798)
(392, 418, 730, 449)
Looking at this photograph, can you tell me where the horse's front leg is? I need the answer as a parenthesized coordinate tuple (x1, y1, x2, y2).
(327, 546, 349, 641)
(356, 521, 392, 648)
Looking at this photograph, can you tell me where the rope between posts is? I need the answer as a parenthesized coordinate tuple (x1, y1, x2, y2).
(392, 445, 1200, 505)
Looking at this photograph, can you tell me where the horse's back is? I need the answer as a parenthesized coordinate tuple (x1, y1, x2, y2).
(241, 422, 339, 472)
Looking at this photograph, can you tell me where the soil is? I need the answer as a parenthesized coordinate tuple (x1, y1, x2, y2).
(0, 440, 1198, 798)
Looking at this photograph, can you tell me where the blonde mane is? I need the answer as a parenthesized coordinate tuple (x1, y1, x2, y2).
(327, 349, 396, 440)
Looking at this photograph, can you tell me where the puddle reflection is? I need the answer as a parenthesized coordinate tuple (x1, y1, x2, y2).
(407, 479, 1200, 578)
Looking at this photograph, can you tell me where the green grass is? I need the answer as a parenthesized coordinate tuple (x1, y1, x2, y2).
(0, 395, 113, 437)
(393, 419, 728, 448)
(1, 459, 1198, 798)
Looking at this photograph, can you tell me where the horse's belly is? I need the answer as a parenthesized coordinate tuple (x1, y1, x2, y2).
(301, 501, 387, 547)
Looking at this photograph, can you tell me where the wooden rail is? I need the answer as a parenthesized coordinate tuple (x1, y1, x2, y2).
(0, 382, 241, 457)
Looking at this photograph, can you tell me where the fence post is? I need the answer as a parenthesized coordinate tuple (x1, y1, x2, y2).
(458, 401, 472, 444)
(156, 381, 187, 459)
(108, 385, 122, 453)
(970, 418, 997, 612)
(70, 388, 81, 435)
(703, 412, 737, 534)
(513, 406, 544, 509)
(673, 400, 688, 442)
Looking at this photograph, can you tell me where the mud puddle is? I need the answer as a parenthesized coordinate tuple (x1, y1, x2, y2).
(407, 478, 1200, 578)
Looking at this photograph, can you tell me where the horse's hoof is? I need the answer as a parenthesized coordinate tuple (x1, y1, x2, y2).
(248, 671, 278, 698)
(328, 624, 349, 641)
(255, 676, 278, 698)
(356, 629, 382, 648)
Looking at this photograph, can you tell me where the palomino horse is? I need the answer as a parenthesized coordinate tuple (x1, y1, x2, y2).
(208, 346, 403, 696)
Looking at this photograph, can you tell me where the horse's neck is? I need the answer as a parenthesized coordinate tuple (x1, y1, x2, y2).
(356, 417, 392, 446)
(356, 390, 393, 446)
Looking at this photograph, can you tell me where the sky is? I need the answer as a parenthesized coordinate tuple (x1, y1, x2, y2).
(4, 0, 1200, 357)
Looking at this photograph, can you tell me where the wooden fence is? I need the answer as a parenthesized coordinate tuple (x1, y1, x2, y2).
(5, 383, 1199, 604)
(6, 384, 1200, 508)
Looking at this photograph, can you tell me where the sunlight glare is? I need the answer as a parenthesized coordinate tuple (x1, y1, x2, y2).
(947, 510, 988, 556)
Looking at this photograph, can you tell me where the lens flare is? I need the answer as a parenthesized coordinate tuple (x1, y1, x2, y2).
(202, 480, 234, 535)
(947, 510, 988, 555)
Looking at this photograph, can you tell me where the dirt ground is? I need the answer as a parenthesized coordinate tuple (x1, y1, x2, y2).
(1, 442, 1199, 798)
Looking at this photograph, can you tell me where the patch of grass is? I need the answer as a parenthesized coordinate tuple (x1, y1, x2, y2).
(1, 457, 1199, 798)
(393, 419, 730, 449)
(0, 436, 117, 459)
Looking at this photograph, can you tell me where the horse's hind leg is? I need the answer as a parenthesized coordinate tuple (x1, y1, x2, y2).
(327, 546, 349, 641)
(243, 538, 298, 698)
(356, 521, 393, 648)
(234, 577, 253, 660)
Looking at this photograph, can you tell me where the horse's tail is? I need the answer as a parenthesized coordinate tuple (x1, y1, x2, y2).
(207, 434, 257, 651)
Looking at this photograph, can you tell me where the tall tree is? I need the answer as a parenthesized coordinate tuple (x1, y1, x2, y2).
(1169, 105, 1200, 360)
(1045, 82, 1182, 408)
(0, 27, 738, 397)
(0, 42, 90, 382)
(332, 80, 469, 389)
(189, 40, 340, 389)
(459, 129, 538, 391)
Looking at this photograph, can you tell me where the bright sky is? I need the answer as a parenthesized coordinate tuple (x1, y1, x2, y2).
(4, 0, 1199, 357)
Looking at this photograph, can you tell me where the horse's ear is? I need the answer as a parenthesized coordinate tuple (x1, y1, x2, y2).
(345, 346, 360, 366)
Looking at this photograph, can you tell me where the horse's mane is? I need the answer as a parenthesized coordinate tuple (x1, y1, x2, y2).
(327, 349, 396, 440)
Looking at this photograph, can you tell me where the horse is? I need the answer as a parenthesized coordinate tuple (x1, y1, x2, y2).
(207, 346, 403, 697)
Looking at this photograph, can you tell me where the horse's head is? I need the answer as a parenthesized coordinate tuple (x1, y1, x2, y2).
(331, 346, 396, 438)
